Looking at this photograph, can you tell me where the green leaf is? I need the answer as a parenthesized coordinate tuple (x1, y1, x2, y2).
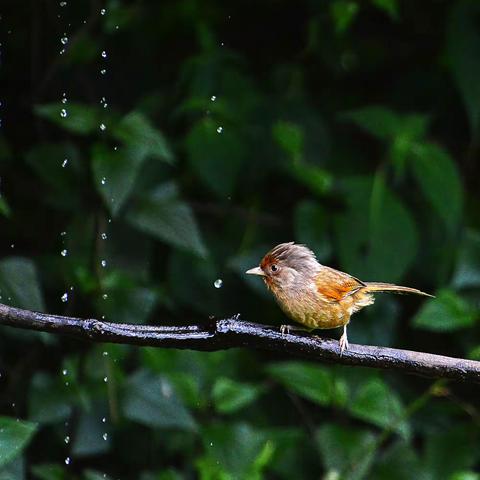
(369, 440, 422, 480)
(340, 106, 401, 140)
(186, 119, 245, 197)
(127, 182, 207, 258)
(424, 425, 479, 479)
(28, 373, 72, 424)
(294, 200, 332, 262)
(452, 230, 480, 289)
(370, 0, 399, 20)
(411, 143, 463, 229)
(335, 176, 418, 282)
(450, 473, 480, 480)
(123, 370, 197, 431)
(212, 378, 264, 414)
(272, 121, 304, 161)
(0, 417, 37, 469)
(447, 0, 480, 141)
(349, 377, 410, 438)
(0, 257, 45, 311)
(91, 143, 145, 216)
(413, 289, 476, 332)
(112, 111, 174, 164)
(31, 464, 66, 480)
(0, 456, 24, 480)
(316, 424, 376, 480)
(35, 103, 101, 135)
(72, 410, 111, 457)
(330, 1, 359, 35)
(198, 423, 274, 480)
(84, 471, 113, 480)
(0, 196, 10, 217)
(266, 362, 335, 406)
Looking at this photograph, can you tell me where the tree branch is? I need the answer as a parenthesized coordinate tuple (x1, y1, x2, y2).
(0, 303, 479, 383)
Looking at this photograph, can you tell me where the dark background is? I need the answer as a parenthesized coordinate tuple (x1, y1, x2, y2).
(0, 0, 479, 478)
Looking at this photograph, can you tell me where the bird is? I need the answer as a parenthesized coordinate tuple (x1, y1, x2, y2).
(246, 242, 433, 352)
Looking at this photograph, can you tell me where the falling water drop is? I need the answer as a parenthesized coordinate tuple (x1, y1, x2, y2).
(60, 109, 67, 118)
(61, 293, 68, 302)
(61, 249, 68, 257)
(62, 158, 68, 167)
(216, 126, 223, 133)
(214, 279, 223, 289)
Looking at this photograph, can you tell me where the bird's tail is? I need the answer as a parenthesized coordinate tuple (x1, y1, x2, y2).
(364, 282, 434, 297)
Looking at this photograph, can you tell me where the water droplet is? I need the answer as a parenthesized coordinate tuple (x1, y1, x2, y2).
(60, 36, 68, 45)
(65, 457, 71, 465)
(102, 351, 108, 356)
(101, 260, 107, 268)
(214, 278, 223, 289)
(64, 435, 70, 444)
(61, 231, 67, 236)
(62, 369, 67, 376)
(61, 293, 68, 302)
(60, 1, 67, 6)
(101, 177, 106, 185)
(102, 417, 107, 423)
(101, 50, 107, 58)
(102, 433, 108, 441)
(60, 109, 67, 118)
(62, 158, 68, 167)
(101, 233, 107, 240)
(103, 376, 108, 383)
(216, 126, 223, 133)
(61, 97, 67, 104)
(61, 249, 68, 257)
(211, 95, 216, 101)
(100, 8, 106, 15)
(102, 293, 108, 300)
(100, 123, 106, 131)
(100, 69, 106, 75)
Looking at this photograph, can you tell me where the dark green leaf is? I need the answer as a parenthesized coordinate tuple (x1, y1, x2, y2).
(330, 1, 359, 35)
(92, 143, 145, 216)
(123, 370, 197, 431)
(0, 257, 44, 311)
(316, 424, 376, 480)
(413, 289, 476, 331)
(335, 176, 418, 282)
(198, 423, 274, 480)
(411, 143, 463, 229)
(349, 377, 410, 438)
(266, 361, 335, 406)
(212, 378, 264, 414)
(113, 111, 174, 164)
(35, 103, 102, 135)
(424, 425, 479, 479)
(340, 106, 401, 140)
(294, 200, 332, 262)
(31, 464, 66, 480)
(272, 121, 304, 161)
(0, 417, 37, 468)
(186, 119, 244, 197)
(127, 182, 207, 258)
(452, 230, 480, 289)
(370, 0, 399, 20)
(447, 0, 480, 141)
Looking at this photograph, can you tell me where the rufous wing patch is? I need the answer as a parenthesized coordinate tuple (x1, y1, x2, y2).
(315, 267, 364, 301)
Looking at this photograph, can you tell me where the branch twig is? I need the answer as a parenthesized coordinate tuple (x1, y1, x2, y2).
(0, 303, 479, 383)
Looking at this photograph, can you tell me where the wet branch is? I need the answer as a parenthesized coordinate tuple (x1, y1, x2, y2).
(0, 303, 479, 383)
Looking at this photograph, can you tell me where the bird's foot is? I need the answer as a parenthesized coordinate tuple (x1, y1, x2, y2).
(339, 332, 349, 354)
(280, 324, 291, 335)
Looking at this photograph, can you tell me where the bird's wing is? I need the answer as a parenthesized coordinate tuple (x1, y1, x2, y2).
(315, 266, 365, 301)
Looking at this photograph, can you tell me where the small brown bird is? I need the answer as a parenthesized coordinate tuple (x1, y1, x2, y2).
(246, 242, 432, 352)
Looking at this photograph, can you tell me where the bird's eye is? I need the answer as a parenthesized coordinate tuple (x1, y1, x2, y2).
(270, 264, 278, 273)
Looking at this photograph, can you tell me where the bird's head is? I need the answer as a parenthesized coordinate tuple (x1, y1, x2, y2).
(246, 242, 320, 292)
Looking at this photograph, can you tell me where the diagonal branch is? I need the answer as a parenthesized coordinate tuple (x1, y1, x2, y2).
(0, 303, 479, 383)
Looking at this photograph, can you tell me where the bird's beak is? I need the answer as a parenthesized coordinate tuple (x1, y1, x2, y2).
(245, 266, 265, 276)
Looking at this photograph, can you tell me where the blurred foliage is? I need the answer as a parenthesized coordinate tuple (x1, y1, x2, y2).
(0, 0, 479, 478)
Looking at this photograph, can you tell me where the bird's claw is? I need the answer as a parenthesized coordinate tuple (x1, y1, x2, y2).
(339, 333, 349, 355)
(280, 324, 291, 335)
